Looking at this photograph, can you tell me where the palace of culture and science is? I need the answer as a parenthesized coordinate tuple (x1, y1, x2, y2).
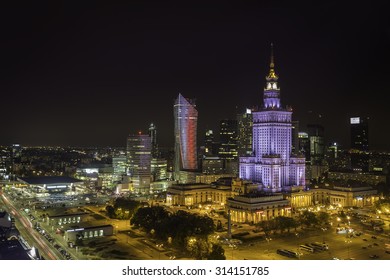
(239, 46, 306, 192)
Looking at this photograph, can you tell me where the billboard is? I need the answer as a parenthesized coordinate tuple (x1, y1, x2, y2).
(350, 117, 360, 124)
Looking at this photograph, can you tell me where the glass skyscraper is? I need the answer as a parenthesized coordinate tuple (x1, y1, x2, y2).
(174, 93, 198, 179)
(126, 133, 151, 193)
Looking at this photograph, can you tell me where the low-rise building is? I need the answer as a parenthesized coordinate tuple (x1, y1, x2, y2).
(65, 224, 114, 241)
(166, 183, 232, 206)
(226, 193, 291, 223)
(311, 185, 379, 207)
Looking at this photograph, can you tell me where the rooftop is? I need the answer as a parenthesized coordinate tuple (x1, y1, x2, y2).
(18, 176, 82, 185)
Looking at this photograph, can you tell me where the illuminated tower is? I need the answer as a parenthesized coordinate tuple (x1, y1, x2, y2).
(174, 93, 198, 179)
(239, 44, 305, 192)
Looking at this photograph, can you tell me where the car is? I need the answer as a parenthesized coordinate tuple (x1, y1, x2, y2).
(373, 243, 379, 246)
(371, 236, 377, 239)
(369, 254, 379, 259)
(362, 238, 368, 241)
(385, 250, 390, 254)
(362, 246, 367, 249)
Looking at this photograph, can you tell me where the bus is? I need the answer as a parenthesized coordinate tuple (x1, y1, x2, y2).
(311, 242, 329, 250)
(276, 249, 299, 258)
(299, 244, 315, 253)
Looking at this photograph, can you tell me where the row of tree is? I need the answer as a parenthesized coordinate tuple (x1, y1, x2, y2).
(130, 206, 225, 259)
(105, 198, 142, 219)
(256, 211, 330, 235)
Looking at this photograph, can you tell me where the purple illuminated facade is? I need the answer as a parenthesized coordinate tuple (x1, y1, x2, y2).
(239, 47, 305, 192)
(174, 94, 198, 179)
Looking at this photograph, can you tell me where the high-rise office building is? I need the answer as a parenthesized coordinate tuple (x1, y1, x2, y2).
(126, 133, 151, 193)
(239, 46, 305, 192)
(204, 130, 215, 156)
(307, 124, 325, 165)
(174, 93, 198, 179)
(298, 132, 310, 159)
(291, 121, 299, 155)
(151, 158, 168, 181)
(218, 119, 238, 160)
(149, 123, 159, 158)
(350, 117, 369, 172)
(350, 117, 369, 151)
(237, 109, 253, 157)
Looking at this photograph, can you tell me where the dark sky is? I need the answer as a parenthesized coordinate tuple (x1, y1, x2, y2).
(1, 2, 389, 150)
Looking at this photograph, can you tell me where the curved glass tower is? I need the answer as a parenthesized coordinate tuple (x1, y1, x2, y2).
(174, 93, 198, 179)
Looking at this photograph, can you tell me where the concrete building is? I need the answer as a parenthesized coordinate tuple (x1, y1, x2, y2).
(227, 193, 291, 223)
(65, 225, 114, 242)
(311, 185, 378, 208)
(239, 46, 305, 192)
(166, 183, 233, 206)
(46, 212, 89, 226)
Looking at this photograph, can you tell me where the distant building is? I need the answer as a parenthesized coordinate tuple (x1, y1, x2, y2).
(151, 158, 167, 181)
(350, 117, 369, 151)
(307, 124, 325, 165)
(126, 134, 152, 194)
(202, 157, 224, 174)
(174, 94, 198, 180)
(291, 121, 299, 155)
(298, 132, 310, 159)
(218, 119, 238, 160)
(18, 176, 83, 194)
(112, 155, 127, 182)
(328, 171, 387, 186)
(204, 130, 216, 156)
(149, 123, 159, 158)
(237, 109, 253, 157)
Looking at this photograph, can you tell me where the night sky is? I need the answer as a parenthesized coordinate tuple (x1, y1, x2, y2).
(1, 2, 389, 150)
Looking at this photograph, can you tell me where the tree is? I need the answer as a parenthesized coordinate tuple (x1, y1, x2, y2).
(207, 244, 226, 260)
(130, 206, 169, 234)
(257, 220, 277, 236)
(299, 210, 318, 228)
(106, 205, 115, 218)
(317, 212, 330, 227)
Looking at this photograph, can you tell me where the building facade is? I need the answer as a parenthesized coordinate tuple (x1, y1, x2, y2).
(237, 109, 253, 157)
(174, 94, 198, 180)
(350, 117, 369, 151)
(239, 47, 305, 192)
(126, 134, 152, 194)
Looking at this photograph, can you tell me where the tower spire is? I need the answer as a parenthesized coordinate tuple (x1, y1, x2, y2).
(267, 43, 278, 80)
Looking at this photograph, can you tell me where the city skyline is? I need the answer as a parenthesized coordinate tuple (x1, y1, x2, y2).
(1, 3, 389, 151)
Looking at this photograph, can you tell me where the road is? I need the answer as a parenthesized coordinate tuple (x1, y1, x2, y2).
(1, 193, 60, 260)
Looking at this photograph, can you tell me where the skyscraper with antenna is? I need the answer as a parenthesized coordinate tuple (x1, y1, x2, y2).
(239, 44, 305, 192)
